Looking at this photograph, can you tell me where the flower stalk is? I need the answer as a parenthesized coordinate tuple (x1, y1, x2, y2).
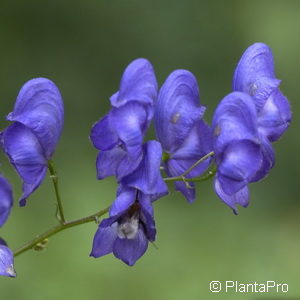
(48, 160, 66, 224)
(14, 205, 110, 257)
(163, 151, 215, 182)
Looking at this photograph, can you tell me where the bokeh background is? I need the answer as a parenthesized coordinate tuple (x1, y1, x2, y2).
(0, 0, 299, 299)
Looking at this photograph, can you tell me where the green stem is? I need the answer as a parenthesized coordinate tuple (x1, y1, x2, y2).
(163, 151, 216, 182)
(164, 164, 216, 183)
(183, 163, 217, 182)
(14, 206, 110, 257)
(181, 151, 214, 177)
(48, 160, 66, 224)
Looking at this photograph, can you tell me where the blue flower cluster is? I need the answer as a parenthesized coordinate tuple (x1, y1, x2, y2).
(213, 43, 291, 211)
(90, 43, 291, 265)
(0, 43, 291, 274)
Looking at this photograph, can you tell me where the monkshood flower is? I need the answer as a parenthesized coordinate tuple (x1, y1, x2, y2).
(154, 70, 212, 202)
(90, 58, 157, 181)
(212, 92, 274, 213)
(233, 43, 291, 142)
(0, 175, 13, 227)
(1, 78, 64, 206)
(0, 238, 16, 277)
(91, 141, 168, 266)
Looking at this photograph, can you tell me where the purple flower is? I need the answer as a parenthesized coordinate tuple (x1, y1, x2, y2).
(91, 141, 168, 266)
(233, 43, 291, 142)
(0, 175, 13, 227)
(1, 78, 64, 206)
(0, 238, 16, 278)
(91, 188, 155, 266)
(212, 92, 274, 213)
(154, 70, 212, 202)
(90, 58, 158, 181)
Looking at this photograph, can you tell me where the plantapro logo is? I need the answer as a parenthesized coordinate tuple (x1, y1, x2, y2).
(209, 280, 289, 293)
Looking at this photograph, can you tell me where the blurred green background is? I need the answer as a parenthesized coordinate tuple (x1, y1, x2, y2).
(0, 0, 299, 299)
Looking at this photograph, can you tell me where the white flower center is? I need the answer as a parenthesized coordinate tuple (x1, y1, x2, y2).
(117, 213, 139, 239)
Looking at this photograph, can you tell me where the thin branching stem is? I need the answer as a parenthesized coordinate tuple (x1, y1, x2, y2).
(48, 160, 66, 224)
(163, 151, 215, 182)
(14, 206, 110, 257)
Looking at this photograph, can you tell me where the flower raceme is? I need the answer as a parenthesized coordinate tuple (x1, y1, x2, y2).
(1, 78, 64, 206)
(0, 43, 292, 275)
(89, 49, 290, 264)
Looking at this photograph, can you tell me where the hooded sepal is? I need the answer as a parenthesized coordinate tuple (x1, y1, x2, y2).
(233, 43, 291, 140)
(155, 70, 205, 153)
(233, 43, 279, 110)
(7, 78, 64, 159)
(110, 58, 157, 108)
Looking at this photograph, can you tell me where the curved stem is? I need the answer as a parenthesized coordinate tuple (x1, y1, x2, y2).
(48, 160, 66, 224)
(14, 206, 110, 257)
(164, 164, 216, 183)
(181, 151, 214, 177)
(163, 151, 216, 182)
(184, 163, 217, 182)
